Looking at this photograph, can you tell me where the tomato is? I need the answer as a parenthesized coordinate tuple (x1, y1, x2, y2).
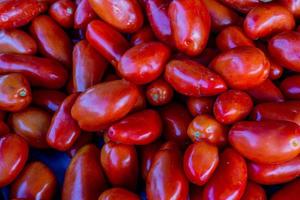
(98, 188, 139, 200)
(160, 103, 192, 146)
(218, 0, 260, 13)
(184, 142, 219, 186)
(252, 101, 300, 126)
(71, 80, 139, 131)
(146, 79, 174, 106)
(146, 142, 189, 200)
(203, 0, 241, 32)
(279, 0, 300, 19)
(73, 40, 108, 92)
(268, 31, 300, 72)
(10, 107, 51, 148)
(32, 90, 67, 112)
(0, 54, 68, 89)
(130, 26, 156, 46)
(165, 59, 227, 96)
(117, 42, 170, 84)
(247, 79, 284, 103)
(271, 179, 300, 200)
(280, 75, 300, 99)
(0, 0, 48, 29)
(213, 90, 253, 124)
(187, 115, 227, 147)
(168, 0, 211, 56)
(62, 144, 107, 200)
(74, 0, 97, 29)
(241, 182, 266, 200)
(244, 4, 295, 39)
(144, 0, 173, 46)
(248, 155, 300, 185)
(187, 97, 214, 116)
(100, 142, 138, 190)
(47, 94, 80, 151)
(0, 73, 32, 112)
(210, 46, 270, 90)
(86, 20, 130, 67)
(108, 109, 162, 145)
(49, 0, 76, 28)
(88, 0, 144, 33)
(216, 26, 254, 51)
(202, 148, 247, 200)
(0, 134, 28, 187)
(0, 29, 37, 55)
(269, 60, 283, 80)
(229, 120, 300, 164)
(10, 162, 57, 200)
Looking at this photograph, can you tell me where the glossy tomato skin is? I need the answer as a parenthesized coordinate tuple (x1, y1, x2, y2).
(279, 0, 300, 19)
(229, 120, 300, 164)
(32, 90, 66, 112)
(271, 179, 300, 200)
(280, 75, 300, 99)
(130, 26, 156, 46)
(183, 142, 219, 186)
(100, 142, 138, 190)
(248, 155, 300, 185)
(74, 0, 97, 29)
(210, 46, 270, 90)
(216, 26, 254, 51)
(160, 103, 192, 146)
(203, 0, 241, 32)
(88, 0, 144, 33)
(62, 144, 107, 200)
(71, 80, 139, 131)
(0, 29, 37, 55)
(0, 134, 29, 187)
(218, 0, 260, 13)
(30, 15, 72, 67)
(187, 97, 214, 116)
(73, 40, 108, 92)
(98, 188, 140, 200)
(47, 94, 80, 151)
(240, 182, 266, 200)
(140, 141, 162, 180)
(244, 4, 295, 40)
(144, 0, 173, 46)
(165, 59, 227, 96)
(246, 79, 284, 103)
(117, 42, 170, 84)
(0, 54, 68, 89)
(213, 90, 253, 124)
(86, 20, 130, 67)
(108, 109, 162, 145)
(49, 0, 76, 28)
(10, 107, 51, 148)
(202, 148, 247, 200)
(268, 31, 300, 72)
(0, 0, 48, 29)
(187, 115, 227, 147)
(146, 142, 189, 200)
(168, 0, 211, 56)
(146, 79, 174, 106)
(10, 162, 57, 200)
(252, 101, 300, 126)
(0, 73, 32, 112)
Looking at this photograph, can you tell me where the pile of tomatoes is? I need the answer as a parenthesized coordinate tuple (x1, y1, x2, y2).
(0, 0, 300, 199)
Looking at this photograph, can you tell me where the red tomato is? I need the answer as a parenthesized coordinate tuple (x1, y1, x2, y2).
(146, 142, 189, 200)
(100, 142, 138, 190)
(271, 179, 300, 200)
(168, 0, 211, 56)
(49, 0, 76, 28)
(146, 79, 174, 106)
(32, 90, 67, 112)
(183, 142, 219, 186)
(202, 148, 247, 200)
(280, 75, 300, 99)
(279, 0, 300, 19)
(74, 0, 97, 29)
(0, 134, 29, 187)
(130, 26, 156, 46)
(241, 182, 266, 200)
(218, 0, 260, 13)
(10, 162, 57, 200)
(98, 188, 139, 200)
(229, 120, 300, 164)
(187, 97, 214, 116)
